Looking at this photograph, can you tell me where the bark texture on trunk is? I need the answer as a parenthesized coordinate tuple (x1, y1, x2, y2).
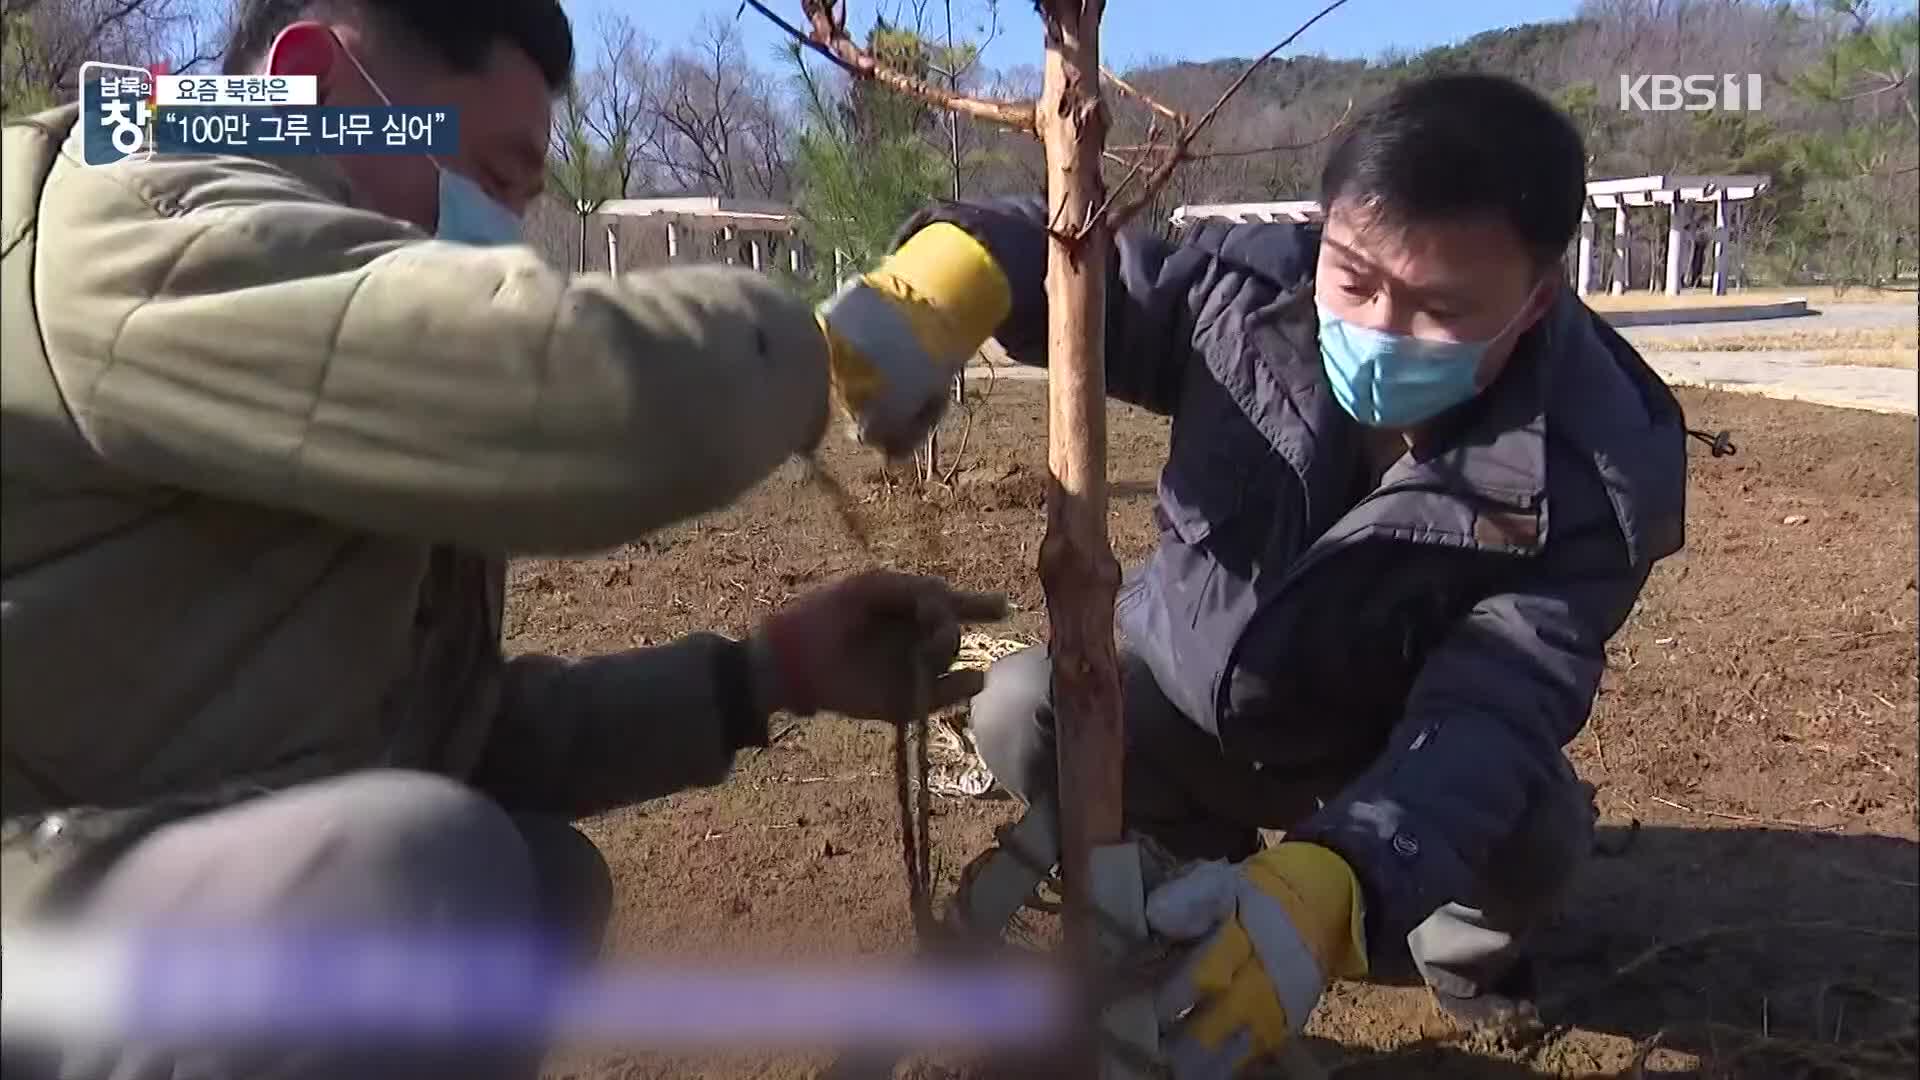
(1036, 0, 1122, 962)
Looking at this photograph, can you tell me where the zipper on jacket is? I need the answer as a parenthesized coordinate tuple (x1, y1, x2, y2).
(1208, 474, 1534, 729)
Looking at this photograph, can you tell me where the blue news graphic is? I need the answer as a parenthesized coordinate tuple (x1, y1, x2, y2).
(80, 61, 459, 165)
(58, 926, 1070, 1048)
(130, 928, 567, 1041)
(80, 62, 155, 166)
(154, 107, 458, 156)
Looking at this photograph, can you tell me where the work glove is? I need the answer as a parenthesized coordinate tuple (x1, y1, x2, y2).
(749, 570, 1008, 722)
(1146, 842, 1370, 1079)
(816, 223, 1012, 458)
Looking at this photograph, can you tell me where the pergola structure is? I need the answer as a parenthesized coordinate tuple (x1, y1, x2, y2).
(1579, 175, 1768, 297)
(1172, 174, 1771, 297)
(591, 196, 848, 279)
(1170, 200, 1326, 226)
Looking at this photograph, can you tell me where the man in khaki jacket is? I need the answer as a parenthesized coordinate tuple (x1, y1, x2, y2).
(1, 1, 1003, 1073)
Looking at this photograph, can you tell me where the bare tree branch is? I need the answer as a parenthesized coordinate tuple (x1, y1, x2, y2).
(759, 0, 1346, 239)
(641, 17, 786, 198)
(1109, 97, 1353, 162)
(1840, 72, 1913, 103)
(17, 0, 212, 96)
(43, 0, 154, 85)
(170, 41, 219, 73)
(1085, 120, 1165, 235)
(1101, 65, 1184, 126)
(744, 0, 1037, 134)
(737, 0, 863, 79)
(86, 0, 147, 37)
(580, 15, 662, 196)
(1099, 0, 1353, 232)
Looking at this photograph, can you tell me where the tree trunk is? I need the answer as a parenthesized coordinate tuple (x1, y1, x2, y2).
(945, 0, 967, 414)
(576, 210, 588, 273)
(1036, 0, 1121, 964)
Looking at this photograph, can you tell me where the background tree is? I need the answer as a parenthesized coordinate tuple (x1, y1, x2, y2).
(582, 13, 660, 199)
(785, 32, 944, 302)
(786, 31, 940, 284)
(329, 0, 1917, 290)
(1770, 0, 1919, 287)
(1, 0, 222, 118)
(648, 15, 790, 199)
(3, 10, 59, 117)
(547, 81, 630, 273)
(785, 5, 1005, 478)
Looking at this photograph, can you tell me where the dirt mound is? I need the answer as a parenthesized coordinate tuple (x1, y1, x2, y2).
(512, 385, 1916, 1078)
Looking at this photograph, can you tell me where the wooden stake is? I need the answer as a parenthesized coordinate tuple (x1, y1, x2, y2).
(1035, 0, 1123, 964)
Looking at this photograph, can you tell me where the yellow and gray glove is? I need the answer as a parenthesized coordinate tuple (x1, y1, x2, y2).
(816, 223, 1011, 458)
(1146, 842, 1370, 1079)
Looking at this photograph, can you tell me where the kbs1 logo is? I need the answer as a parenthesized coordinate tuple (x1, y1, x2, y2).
(1618, 74, 1765, 112)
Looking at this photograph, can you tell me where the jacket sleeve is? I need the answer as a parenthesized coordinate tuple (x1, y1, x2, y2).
(1292, 521, 1649, 960)
(470, 635, 775, 819)
(33, 150, 828, 556)
(894, 197, 1308, 416)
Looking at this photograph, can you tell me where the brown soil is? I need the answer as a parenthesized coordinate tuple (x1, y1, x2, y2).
(517, 384, 1918, 1079)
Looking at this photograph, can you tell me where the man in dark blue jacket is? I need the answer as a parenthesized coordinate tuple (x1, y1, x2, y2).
(900, 74, 1688, 1069)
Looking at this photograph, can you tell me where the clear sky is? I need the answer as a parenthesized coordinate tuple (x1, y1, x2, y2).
(568, 1, 1592, 73)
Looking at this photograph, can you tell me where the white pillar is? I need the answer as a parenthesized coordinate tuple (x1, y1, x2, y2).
(606, 226, 619, 280)
(789, 242, 802, 274)
(665, 221, 678, 261)
(1650, 221, 1663, 293)
(833, 248, 848, 287)
(723, 226, 736, 266)
(750, 236, 763, 272)
(1611, 204, 1629, 295)
(1665, 200, 1685, 296)
(1711, 189, 1729, 296)
(1576, 208, 1594, 294)
(1728, 203, 1745, 289)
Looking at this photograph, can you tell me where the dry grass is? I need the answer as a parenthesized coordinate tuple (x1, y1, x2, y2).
(1633, 326, 1919, 367)
(1586, 285, 1918, 310)
(954, 631, 1035, 673)
(1814, 349, 1920, 369)
(927, 632, 1037, 797)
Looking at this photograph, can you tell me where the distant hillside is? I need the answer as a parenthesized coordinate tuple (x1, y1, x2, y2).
(514, 2, 1913, 290)
(1144, 20, 1584, 107)
(1094, 7, 1915, 287)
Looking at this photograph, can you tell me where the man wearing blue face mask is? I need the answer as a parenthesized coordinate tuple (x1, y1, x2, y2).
(1, 3, 1007, 1075)
(901, 73, 1688, 1074)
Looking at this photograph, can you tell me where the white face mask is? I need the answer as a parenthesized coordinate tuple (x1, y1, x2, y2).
(336, 39, 523, 247)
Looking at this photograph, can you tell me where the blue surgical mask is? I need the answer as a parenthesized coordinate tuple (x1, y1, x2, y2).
(433, 165, 523, 246)
(1314, 298, 1529, 429)
(339, 39, 522, 247)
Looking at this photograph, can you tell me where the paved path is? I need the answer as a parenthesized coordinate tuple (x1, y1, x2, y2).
(1638, 350, 1915, 415)
(1617, 301, 1917, 342)
(968, 344, 1917, 417)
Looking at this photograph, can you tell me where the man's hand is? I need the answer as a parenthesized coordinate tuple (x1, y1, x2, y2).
(816, 223, 1011, 458)
(1146, 843, 1370, 1079)
(749, 571, 1008, 721)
